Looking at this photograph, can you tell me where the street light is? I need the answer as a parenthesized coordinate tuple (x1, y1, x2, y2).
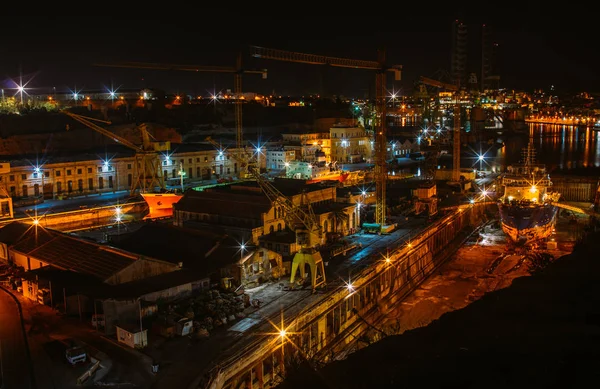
(33, 163, 45, 199)
(478, 154, 485, 173)
(17, 86, 24, 104)
(178, 162, 186, 192)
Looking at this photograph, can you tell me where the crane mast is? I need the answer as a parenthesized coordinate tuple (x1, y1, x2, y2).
(234, 53, 244, 170)
(249, 45, 401, 230)
(418, 76, 461, 182)
(374, 49, 387, 226)
(63, 111, 165, 195)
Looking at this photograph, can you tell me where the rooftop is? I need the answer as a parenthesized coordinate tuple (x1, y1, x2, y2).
(175, 186, 271, 220)
(5, 144, 134, 167)
(114, 223, 227, 269)
(3, 222, 139, 281)
(101, 269, 210, 300)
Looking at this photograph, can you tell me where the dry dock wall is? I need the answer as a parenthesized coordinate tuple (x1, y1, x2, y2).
(204, 204, 487, 389)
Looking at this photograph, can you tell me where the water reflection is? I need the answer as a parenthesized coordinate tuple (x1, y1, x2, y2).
(462, 123, 600, 172)
(400, 123, 600, 175)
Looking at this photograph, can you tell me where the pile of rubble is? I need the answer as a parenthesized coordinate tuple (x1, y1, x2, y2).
(168, 289, 249, 337)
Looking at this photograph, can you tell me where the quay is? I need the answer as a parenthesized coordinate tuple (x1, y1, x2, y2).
(526, 117, 600, 127)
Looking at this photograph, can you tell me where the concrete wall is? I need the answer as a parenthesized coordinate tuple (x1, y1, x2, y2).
(102, 299, 140, 336)
(12, 251, 47, 271)
(141, 277, 209, 303)
(106, 258, 180, 285)
(0, 202, 148, 232)
(116, 326, 148, 349)
(551, 177, 596, 202)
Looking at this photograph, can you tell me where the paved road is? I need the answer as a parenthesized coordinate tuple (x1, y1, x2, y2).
(0, 286, 34, 389)
(19, 294, 155, 389)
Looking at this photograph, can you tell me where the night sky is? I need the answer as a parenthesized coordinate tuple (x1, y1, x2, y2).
(2, 9, 598, 98)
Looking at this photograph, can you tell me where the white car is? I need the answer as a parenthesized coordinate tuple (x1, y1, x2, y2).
(65, 346, 87, 366)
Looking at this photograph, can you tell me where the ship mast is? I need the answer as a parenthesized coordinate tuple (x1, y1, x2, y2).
(523, 126, 536, 172)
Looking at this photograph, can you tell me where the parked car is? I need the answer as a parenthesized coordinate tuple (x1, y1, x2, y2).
(65, 346, 87, 366)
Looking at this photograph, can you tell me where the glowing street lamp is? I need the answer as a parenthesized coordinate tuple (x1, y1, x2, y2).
(17, 85, 24, 104)
(178, 162, 186, 192)
(478, 154, 485, 172)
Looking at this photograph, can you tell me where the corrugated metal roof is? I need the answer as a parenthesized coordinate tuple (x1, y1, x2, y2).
(0, 221, 33, 245)
(175, 188, 271, 219)
(10, 223, 137, 281)
(115, 223, 226, 268)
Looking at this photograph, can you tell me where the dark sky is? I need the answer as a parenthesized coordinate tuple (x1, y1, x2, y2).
(1, 9, 598, 98)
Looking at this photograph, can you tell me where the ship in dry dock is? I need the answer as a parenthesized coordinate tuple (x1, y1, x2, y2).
(497, 140, 561, 244)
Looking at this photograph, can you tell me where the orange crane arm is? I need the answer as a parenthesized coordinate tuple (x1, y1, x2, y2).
(94, 61, 267, 77)
(250, 45, 402, 79)
(419, 76, 458, 91)
(63, 111, 143, 152)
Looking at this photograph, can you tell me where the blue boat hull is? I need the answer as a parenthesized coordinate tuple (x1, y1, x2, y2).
(497, 203, 558, 244)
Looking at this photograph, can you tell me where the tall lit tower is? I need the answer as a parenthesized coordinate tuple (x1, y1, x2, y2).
(451, 20, 468, 89)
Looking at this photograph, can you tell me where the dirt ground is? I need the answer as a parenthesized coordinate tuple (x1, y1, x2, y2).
(382, 212, 579, 335)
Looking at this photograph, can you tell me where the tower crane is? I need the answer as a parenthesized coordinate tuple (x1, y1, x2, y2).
(205, 136, 326, 291)
(248, 45, 402, 229)
(63, 111, 168, 195)
(94, 56, 267, 178)
(419, 76, 461, 183)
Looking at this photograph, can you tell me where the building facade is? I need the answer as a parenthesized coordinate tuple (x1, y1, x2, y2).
(265, 149, 296, 171)
(329, 125, 373, 164)
(0, 147, 240, 200)
(174, 182, 358, 260)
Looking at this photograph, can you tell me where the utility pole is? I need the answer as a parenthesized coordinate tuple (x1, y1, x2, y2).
(179, 161, 185, 192)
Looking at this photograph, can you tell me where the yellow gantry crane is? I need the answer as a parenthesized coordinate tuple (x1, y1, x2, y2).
(94, 57, 267, 178)
(206, 136, 326, 291)
(63, 111, 168, 195)
(249, 45, 402, 229)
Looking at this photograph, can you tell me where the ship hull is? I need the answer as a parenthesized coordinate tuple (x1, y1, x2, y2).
(141, 193, 183, 218)
(497, 203, 558, 244)
(306, 172, 349, 184)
